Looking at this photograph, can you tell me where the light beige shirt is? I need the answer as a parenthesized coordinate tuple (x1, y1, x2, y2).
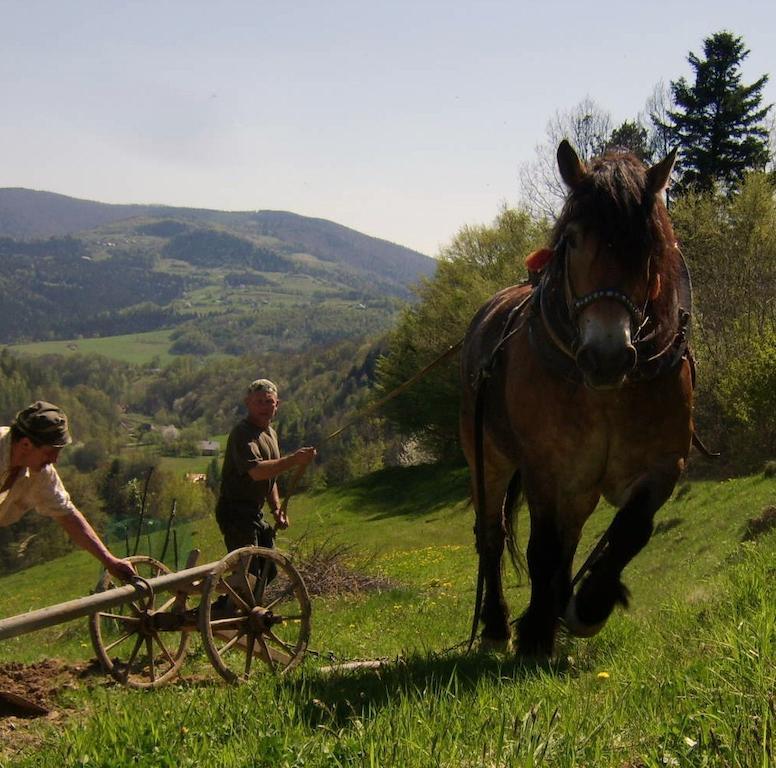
(0, 426, 77, 527)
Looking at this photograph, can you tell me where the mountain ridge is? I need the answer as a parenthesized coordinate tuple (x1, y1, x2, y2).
(0, 188, 433, 280)
(0, 188, 434, 351)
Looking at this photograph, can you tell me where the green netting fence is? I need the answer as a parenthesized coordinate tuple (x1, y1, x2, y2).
(104, 503, 194, 572)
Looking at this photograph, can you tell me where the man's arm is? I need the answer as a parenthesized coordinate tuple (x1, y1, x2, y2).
(246, 447, 316, 482)
(56, 510, 136, 580)
(267, 482, 287, 529)
(249, 447, 316, 530)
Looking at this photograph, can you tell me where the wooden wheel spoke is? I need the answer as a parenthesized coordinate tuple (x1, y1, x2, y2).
(257, 636, 276, 672)
(264, 586, 295, 610)
(123, 635, 144, 680)
(100, 612, 140, 626)
(276, 613, 303, 622)
(244, 634, 256, 676)
(103, 630, 137, 653)
(220, 579, 252, 613)
(152, 631, 177, 668)
(253, 559, 272, 604)
(265, 629, 295, 653)
(217, 629, 247, 657)
(209, 616, 248, 629)
(157, 595, 179, 613)
(146, 637, 156, 682)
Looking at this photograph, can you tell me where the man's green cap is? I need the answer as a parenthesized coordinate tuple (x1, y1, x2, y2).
(13, 401, 72, 447)
(246, 379, 278, 396)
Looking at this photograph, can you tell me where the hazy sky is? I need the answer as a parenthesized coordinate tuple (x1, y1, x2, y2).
(2, 1, 774, 255)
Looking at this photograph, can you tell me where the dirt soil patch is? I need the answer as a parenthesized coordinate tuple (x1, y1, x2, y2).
(0, 659, 104, 762)
(0, 658, 100, 718)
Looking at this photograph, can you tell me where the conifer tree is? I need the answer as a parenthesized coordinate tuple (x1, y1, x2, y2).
(660, 31, 772, 193)
(606, 120, 653, 162)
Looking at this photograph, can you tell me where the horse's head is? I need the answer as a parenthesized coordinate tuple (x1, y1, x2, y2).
(554, 140, 677, 389)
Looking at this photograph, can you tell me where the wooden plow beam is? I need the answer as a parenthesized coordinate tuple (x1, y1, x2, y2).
(0, 546, 311, 688)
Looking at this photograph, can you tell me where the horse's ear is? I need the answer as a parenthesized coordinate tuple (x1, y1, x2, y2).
(557, 140, 585, 190)
(646, 147, 678, 195)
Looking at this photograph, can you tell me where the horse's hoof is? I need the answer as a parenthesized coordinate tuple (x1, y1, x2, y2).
(561, 595, 606, 638)
(478, 636, 512, 653)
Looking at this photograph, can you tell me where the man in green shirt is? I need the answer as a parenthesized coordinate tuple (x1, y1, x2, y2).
(216, 379, 316, 575)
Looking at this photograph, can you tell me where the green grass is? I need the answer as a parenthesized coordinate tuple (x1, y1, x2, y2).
(6, 330, 175, 365)
(1, 465, 773, 766)
(156, 455, 214, 476)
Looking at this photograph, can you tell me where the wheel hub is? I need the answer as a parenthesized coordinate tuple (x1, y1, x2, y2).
(247, 605, 281, 634)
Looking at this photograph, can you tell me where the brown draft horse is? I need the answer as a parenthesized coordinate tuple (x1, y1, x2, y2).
(459, 141, 694, 657)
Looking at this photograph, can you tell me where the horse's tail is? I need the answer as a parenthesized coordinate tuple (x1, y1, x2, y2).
(504, 470, 526, 578)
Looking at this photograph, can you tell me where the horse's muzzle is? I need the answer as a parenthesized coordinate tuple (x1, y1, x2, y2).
(576, 341, 637, 389)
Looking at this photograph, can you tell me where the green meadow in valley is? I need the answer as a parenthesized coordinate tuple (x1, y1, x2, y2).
(6, 330, 176, 366)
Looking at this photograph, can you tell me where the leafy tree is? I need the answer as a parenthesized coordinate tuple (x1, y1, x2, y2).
(72, 439, 109, 472)
(154, 472, 215, 522)
(206, 457, 221, 493)
(377, 208, 547, 457)
(717, 327, 776, 465)
(673, 171, 776, 362)
(661, 31, 772, 193)
(672, 171, 776, 466)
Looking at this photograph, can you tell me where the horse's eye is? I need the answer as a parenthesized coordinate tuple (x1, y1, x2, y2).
(566, 231, 578, 249)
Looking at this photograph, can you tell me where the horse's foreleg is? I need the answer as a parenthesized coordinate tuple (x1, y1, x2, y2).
(516, 483, 597, 657)
(517, 509, 588, 658)
(564, 456, 684, 636)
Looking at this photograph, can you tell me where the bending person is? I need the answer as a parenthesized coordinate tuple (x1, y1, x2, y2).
(0, 401, 136, 581)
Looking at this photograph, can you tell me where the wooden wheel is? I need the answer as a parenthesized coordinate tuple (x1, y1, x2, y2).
(199, 546, 311, 683)
(88, 555, 191, 688)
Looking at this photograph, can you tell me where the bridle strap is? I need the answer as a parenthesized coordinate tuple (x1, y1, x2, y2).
(539, 276, 576, 361)
(571, 288, 644, 328)
(560, 239, 649, 337)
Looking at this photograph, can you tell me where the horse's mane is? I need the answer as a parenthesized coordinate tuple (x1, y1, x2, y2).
(550, 150, 681, 331)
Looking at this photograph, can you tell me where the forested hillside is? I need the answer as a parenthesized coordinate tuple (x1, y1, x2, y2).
(0, 334, 399, 575)
(0, 191, 434, 350)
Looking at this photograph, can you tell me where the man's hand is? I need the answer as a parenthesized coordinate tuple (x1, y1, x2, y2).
(271, 507, 289, 530)
(105, 555, 137, 582)
(293, 446, 317, 467)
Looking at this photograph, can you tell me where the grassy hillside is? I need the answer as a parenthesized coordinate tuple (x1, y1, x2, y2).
(0, 464, 773, 766)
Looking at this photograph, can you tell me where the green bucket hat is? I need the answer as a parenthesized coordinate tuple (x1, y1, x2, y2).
(13, 401, 72, 447)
